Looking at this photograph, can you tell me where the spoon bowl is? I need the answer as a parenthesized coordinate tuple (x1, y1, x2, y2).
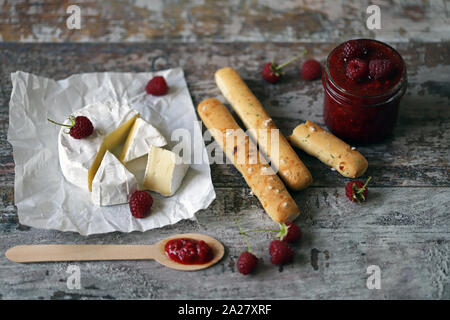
(153, 233, 225, 271)
(5, 233, 225, 271)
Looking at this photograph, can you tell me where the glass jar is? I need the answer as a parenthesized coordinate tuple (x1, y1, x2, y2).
(322, 39, 407, 143)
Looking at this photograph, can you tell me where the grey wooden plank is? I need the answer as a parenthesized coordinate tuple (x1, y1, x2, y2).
(0, 42, 448, 188)
(0, 187, 448, 299)
(0, 42, 448, 299)
(0, 0, 449, 43)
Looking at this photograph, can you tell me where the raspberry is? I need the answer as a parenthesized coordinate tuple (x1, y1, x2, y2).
(69, 116, 94, 139)
(262, 51, 307, 83)
(342, 40, 367, 60)
(146, 76, 169, 96)
(262, 62, 281, 83)
(48, 116, 94, 139)
(301, 59, 322, 81)
(345, 177, 372, 203)
(237, 251, 258, 275)
(269, 240, 294, 265)
(283, 222, 302, 243)
(369, 59, 395, 80)
(129, 190, 153, 218)
(346, 58, 369, 82)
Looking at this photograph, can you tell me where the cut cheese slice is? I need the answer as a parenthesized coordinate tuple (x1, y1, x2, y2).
(92, 151, 138, 206)
(58, 100, 139, 192)
(120, 118, 167, 163)
(142, 146, 189, 196)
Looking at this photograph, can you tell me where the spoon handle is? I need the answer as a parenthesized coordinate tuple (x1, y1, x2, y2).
(5, 245, 158, 263)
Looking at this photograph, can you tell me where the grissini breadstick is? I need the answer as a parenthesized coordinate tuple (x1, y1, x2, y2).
(215, 67, 312, 191)
(198, 98, 300, 223)
(288, 120, 368, 178)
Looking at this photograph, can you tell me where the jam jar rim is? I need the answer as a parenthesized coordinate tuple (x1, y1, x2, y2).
(324, 38, 407, 103)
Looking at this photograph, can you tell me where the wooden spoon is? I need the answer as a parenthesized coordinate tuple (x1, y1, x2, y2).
(5, 233, 224, 271)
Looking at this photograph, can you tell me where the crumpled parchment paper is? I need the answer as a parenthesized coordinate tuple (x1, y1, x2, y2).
(8, 68, 215, 236)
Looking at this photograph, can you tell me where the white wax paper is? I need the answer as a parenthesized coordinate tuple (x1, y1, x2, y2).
(7, 69, 216, 236)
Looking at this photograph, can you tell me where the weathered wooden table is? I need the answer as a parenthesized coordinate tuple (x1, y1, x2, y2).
(0, 41, 448, 300)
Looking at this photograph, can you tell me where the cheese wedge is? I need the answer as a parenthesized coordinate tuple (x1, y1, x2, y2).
(120, 118, 167, 163)
(58, 100, 139, 192)
(142, 146, 189, 196)
(92, 151, 138, 206)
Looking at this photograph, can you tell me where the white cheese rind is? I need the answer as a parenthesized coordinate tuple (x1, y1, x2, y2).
(170, 157, 190, 196)
(120, 118, 167, 163)
(91, 151, 137, 206)
(58, 100, 139, 192)
(142, 146, 189, 196)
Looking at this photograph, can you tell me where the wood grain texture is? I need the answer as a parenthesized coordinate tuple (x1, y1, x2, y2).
(0, 42, 449, 299)
(0, 187, 449, 299)
(0, 0, 449, 43)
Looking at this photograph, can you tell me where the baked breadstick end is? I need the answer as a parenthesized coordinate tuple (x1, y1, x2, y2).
(198, 98, 300, 223)
(289, 120, 368, 178)
(215, 67, 312, 190)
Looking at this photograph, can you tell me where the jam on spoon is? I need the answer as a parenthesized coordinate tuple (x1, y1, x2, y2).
(165, 238, 213, 265)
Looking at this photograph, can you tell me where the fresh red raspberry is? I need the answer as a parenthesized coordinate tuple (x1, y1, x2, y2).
(345, 177, 372, 203)
(48, 116, 94, 139)
(301, 59, 322, 81)
(262, 51, 307, 83)
(369, 59, 395, 80)
(346, 58, 369, 81)
(68, 116, 94, 139)
(146, 76, 169, 96)
(342, 40, 367, 60)
(283, 222, 302, 243)
(237, 251, 258, 275)
(269, 240, 294, 265)
(262, 62, 281, 83)
(129, 190, 153, 218)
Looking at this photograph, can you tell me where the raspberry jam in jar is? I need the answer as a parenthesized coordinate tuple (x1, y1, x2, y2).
(323, 39, 407, 143)
(165, 238, 213, 265)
